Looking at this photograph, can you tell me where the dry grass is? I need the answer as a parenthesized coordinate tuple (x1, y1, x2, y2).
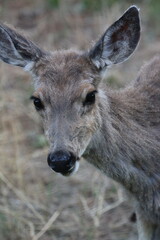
(0, 0, 160, 239)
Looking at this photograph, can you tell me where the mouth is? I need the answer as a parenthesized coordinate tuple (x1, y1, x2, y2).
(52, 160, 80, 177)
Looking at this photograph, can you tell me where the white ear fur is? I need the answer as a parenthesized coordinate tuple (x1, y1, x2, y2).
(23, 61, 35, 72)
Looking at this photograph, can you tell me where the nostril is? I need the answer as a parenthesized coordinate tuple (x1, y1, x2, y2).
(47, 150, 76, 174)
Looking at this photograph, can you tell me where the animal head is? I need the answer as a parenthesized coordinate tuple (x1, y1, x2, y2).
(0, 6, 140, 176)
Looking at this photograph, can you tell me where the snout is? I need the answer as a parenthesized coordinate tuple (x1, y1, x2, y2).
(47, 150, 79, 176)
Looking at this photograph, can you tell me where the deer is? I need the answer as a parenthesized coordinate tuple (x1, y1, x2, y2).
(0, 5, 160, 240)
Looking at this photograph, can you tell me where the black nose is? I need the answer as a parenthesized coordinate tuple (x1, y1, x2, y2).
(47, 150, 76, 174)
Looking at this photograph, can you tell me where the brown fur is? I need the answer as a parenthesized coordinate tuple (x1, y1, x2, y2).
(32, 52, 160, 239)
(84, 56, 160, 240)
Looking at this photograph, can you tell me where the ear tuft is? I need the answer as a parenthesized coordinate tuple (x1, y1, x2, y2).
(89, 6, 140, 70)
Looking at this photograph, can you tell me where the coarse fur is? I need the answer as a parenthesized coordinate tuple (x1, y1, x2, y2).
(0, 6, 159, 240)
(85, 56, 160, 239)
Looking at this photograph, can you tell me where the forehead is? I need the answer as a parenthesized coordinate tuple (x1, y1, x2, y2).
(35, 50, 97, 87)
(33, 50, 99, 100)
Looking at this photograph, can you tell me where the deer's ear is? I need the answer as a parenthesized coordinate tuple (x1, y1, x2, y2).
(0, 24, 46, 70)
(88, 6, 140, 70)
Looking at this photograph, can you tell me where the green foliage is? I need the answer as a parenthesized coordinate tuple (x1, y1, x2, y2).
(149, 0, 160, 23)
(0, 213, 24, 240)
(47, 0, 60, 9)
(81, 0, 142, 12)
(82, 0, 120, 11)
(33, 134, 48, 149)
(82, 0, 103, 11)
(0, 212, 6, 224)
(106, 75, 124, 89)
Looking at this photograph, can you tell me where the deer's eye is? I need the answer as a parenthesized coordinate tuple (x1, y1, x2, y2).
(31, 96, 44, 111)
(83, 90, 97, 106)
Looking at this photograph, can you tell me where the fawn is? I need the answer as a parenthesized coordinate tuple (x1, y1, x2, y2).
(0, 5, 160, 240)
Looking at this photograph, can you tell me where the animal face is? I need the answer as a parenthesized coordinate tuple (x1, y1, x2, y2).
(0, 6, 140, 175)
(30, 51, 103, 175)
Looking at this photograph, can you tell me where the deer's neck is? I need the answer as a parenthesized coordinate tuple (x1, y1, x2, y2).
(85, 87, 160, 197)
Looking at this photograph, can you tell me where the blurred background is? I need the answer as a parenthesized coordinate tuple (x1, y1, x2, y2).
(0, 0, 159, 239)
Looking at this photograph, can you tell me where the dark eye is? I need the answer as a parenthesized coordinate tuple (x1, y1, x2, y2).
(83, 90, 97, 106)
(30, 96, 44, 111)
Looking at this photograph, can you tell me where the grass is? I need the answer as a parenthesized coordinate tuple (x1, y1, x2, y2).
(0, 0, 160, 239)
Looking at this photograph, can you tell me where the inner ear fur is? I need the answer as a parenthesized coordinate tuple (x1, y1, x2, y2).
(88, 6, 140, 70)
(0, 23, 47, 68)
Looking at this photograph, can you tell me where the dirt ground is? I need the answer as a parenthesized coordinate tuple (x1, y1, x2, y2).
(0, 0, 160, 239)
